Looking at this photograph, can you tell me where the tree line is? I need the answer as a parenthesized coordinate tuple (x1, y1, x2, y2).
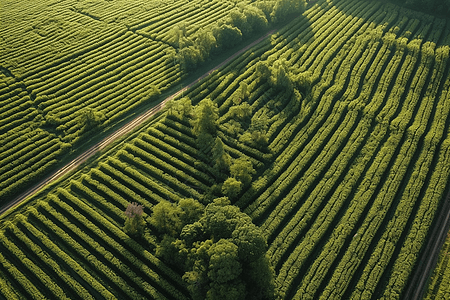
(167, 0, 308, 70)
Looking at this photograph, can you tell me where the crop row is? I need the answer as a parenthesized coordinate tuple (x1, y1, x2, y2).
(312, 50, 436, 300)
(240, 6, 378, 219)
(274, 17, 431, 298)
(346, 34, 450, 300)
(124, 142, 203, 199)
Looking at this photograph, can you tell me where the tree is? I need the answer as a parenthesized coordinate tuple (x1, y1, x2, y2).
(178, 46, 202, 70)
(192, 98, 219, 136)
(270, 0, 307, 23)
(232, 223, 266, 262)
(222, 177, 242, 200)
(78, 107, 105, 132)
(230, 157, 255, 186)
(228, 9, 251, 36)
(178, 198, 205, 225)
(271, 59, 293, 93)
(212, 137, 231, 171)
(124, 202, 145, 236)
(208, 239, 242, 283)
(239, 113, 269, 149)
(242, 5, 268, 32)
(149, 200, 182, 236)
(255, 61, 271, 82)
(195, 28, 217, 58)
(229, 102, 251, 120)
(214, 23, 242, 50)
(166, 97, 193, 120)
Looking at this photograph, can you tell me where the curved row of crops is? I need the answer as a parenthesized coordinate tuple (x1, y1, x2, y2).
(1, 0, 450, 299)
(0, 0, 252, 203)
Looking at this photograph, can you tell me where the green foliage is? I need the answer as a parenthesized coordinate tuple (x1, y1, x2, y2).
(270, 59, 293, 93)
(207, 239, 242, 283)
(230, 157, 256, 186)
(270, 0, 307, 23)
(214, 23, 243, 50)
(78, 108, 105, 132)
(166, 97, 193, 120)
(150, 197, 275, 300)
(229, 102, 252, 120)
(192, 98, 219, 136)
(222, 177, 242, 199)
(149, 200, 183, 236)
(212, 137, 231, 172)
(255, 61, 271, 82)
(123, 202, 145, 237)
(239, 113, 269, 149)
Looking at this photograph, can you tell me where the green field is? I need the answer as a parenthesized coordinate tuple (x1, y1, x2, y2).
(1, 0, 450, 299)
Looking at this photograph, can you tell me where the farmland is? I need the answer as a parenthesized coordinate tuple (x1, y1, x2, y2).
(0, 0, 279, 202)
(2, 0, 450, 299)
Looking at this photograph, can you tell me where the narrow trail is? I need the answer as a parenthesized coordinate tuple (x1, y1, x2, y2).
(0, 29, 276, 217)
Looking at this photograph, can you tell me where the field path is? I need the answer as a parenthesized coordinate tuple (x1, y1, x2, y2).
(0, 29, 276, 216)
(403, 185, 450, 300)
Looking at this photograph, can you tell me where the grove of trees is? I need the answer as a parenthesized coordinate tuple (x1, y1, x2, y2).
(149, 197, 275, 300)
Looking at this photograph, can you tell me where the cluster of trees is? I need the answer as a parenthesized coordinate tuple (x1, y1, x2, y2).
(149, 197, 275, 300)
(169, 0, 307, 70)
(187, 97, 257, 200)
(256, 59, 311, 96)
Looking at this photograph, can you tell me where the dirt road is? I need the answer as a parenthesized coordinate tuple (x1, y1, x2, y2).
(0, 29, 276, 216)
(402, 184, 450, 299)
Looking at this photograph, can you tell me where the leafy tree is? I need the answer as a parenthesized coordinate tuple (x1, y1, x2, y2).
(208, 239, 242, 283)
(214, 23, 242, 49)
(228, 9, 251, 36)
(180, 221, 205, 246)
(124, 202, 145, 236)
(239, 113, 270, 149)
(223, 119, 243, 138)
(203, 198, 251, 240)
(166, 97, 193, 120)
(232, 223, 266, 262)
(270, 0, 307, 23)
(229, 102, 252, 121)
(178, 46, 202, 70)
(168, 22, 190, 48)
(255, 61, 271, 82)
(195, 28, 217, 58)
(293, 71, 312, 96)
(242, 5, 268, 32)
(230, 157, 255, 186)
(198, 132, 215, 154)
(178, 198, 205, 225)
(212, 137, 231, 171)
(149, 200, 182, 236)
(270, 59, 293, 93)
(207, 281, 246, 300)
(78, 108, 105, 132)
(192, 98, 219, 136)
(222, 177, 242, 200)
